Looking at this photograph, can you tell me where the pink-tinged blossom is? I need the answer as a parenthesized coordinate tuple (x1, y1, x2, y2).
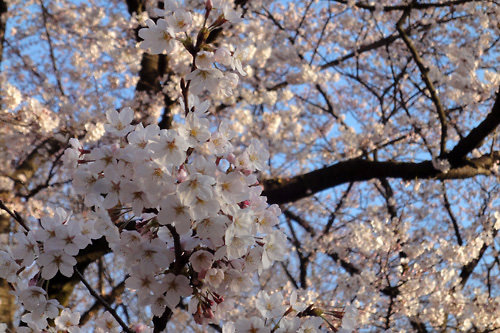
(191, 196, 220, 220)
(179, 94, 210, 116)
(261, 231, 287, 269)
(231, 210, 255, 236)
(227, 269, 253, 293)
(255, 290, 286, 319)
(16, 286, 47, 312)
(243, 247, 263, 273)
(231, 46, 249, 76)
(338, 305, 358, 332)
(204, 267, 224, 288)
(104, 107, 134, 137)
(196, 51, 215, 68)
(34, 207, 71, 243)
(125, 123, 160, 160)
(178, 173, 216, 204)
(181, 113, 211, 147)
(148, 129, 188, 167)
(276, 317, 301, 333)
(88, 145, 120, 178)
(185, 67, 224, 95)
(138, 19, 177, 55)
(186, 155, 217, 177)
(235, 317, 269, 333)
(92, 207, 120, 244)
(211, 0, 243, 23)
(207, 132, 231, 156)
(44, 222, 89, 256)
(157, 193, 193, 234)
(61, 138, 83, 173)
(12, 231, 39, 266)
(95, 311, 120, 333)
(161, 273, 192, 308)
(216, 171, 249, 204)
(166, 9, 192, 33)
(92, 172, 122, 209)
(131, 238, 174, 270)
(134, 161, 176, 203)
(0, 250, 20, 283)
(220, 72, 239, 97)
(30, 298, 61, 323)
(115, 230, 143, 258)
(225, 227, 255, 259)
(119, 179, 152, 215)
(215, 46, 232, 66)
(297, 316, 323, 333)
(149, 291, 169, 317)
(245, 139, 269, 171)
(189, 249, 214, 272)
(38, 250, 77, 279)
(195, 215, 228, 247)
(54, 309, 81, 333)
(125, 264, 160, 302)
(255, 209, 280, 234)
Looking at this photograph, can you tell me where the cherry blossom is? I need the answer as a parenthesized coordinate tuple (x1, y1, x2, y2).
(138, 19, 177, 55)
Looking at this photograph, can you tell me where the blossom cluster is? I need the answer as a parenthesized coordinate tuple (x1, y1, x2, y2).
(60, 99, 288, 324)
(0, 0, 358, 331)
(221, 290, 357, 333)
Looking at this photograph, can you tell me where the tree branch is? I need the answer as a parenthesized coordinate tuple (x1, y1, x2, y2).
(75, 269, 133, 333)
(396, 10, 447, 156)
(263, 153, 500, 205)
(80, 278, 127, 325)
(0, 200, 29, 232)
(446, 87, 500, 166)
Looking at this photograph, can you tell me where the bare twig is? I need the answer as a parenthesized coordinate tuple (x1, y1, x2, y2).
(396, 9, 447, 156)
(74, 269, 134, 333)
(441, 183, 463, 246)
(0, 200, 30, 232)
(39, 0, 65, 96)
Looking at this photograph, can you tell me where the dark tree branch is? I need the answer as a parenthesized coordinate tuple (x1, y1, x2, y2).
(263, 153, 500, 205)
(396, 10, 447, 156)
(330, 0, 475, 12)
(0, 0, 7, 68)
(0, 200, 29, 232)
(441, 183, 463, 246)
(459, 226, 499, 288)
(328, 252, 360, 275)
(80, 278, 127, 325)
(446, 88, 500, 166)
(75, 269, 133, 333)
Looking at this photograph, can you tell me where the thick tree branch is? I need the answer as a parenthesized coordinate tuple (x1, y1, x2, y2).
(263, 153, 499, 205)
(330, 0, 474, 12)
(446, 88, 500, 166)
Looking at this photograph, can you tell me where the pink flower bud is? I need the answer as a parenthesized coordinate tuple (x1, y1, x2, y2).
(177, 168, 187, 182)
(225, 152, 236, 164)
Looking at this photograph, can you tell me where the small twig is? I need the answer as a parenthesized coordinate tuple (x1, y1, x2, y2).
(0, 200, 30, 232)
(396, 9, 447, 156)
(74, 269, 134, 333)
(39, 0, 65, 96)
(80, 278, 127, 325)
(441, 183, 463, 246)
